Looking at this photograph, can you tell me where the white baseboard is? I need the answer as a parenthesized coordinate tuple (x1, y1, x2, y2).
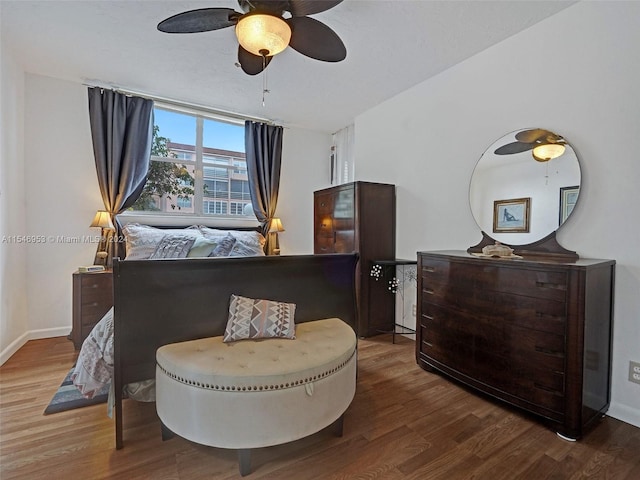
(0, 327, 71, 366)
(607, 401, 640, 429)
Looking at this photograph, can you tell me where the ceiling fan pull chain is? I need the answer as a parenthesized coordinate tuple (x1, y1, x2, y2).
(261, 53, 270, 107)
(545, 160, 549, 185)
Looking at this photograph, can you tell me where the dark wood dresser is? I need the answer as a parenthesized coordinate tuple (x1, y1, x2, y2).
(70, 270, 113, 349)
(416, 250, 615, 439)
(314, 181, 396, 337)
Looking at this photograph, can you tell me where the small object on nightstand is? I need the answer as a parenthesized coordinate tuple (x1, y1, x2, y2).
(78, 265, 105, 273)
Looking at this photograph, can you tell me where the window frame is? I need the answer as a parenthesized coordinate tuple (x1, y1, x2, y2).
(122, 103, 257, 226)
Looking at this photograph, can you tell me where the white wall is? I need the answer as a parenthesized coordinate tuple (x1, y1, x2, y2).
(355, 1, 640, 427)
(278, 128, 333, 255)
(0, 73, 330, 363)
(23, 75, 102, 338)
(0, 41, 29, 362)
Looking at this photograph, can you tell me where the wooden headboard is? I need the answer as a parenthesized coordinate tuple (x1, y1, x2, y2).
(112, 253, 358, 448)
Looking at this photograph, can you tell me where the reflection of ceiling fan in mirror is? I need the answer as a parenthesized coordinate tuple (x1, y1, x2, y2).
(494, 128, 566, 162)
(157, 0, 346, 75)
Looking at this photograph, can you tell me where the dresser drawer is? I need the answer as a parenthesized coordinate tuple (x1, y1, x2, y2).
(421, 258, 568, 302)
(420, 303, 565, 367)
(81, 272, 112, 289)
(419, 311, 566, 416)
(421, 288, 566, 335)
(314, 193, 335, 215)
(314, 236, 335, 254)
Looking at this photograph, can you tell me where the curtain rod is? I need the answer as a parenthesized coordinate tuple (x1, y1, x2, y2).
(83, 81, 275, 126)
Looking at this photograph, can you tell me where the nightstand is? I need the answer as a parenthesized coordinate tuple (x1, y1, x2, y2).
(70, 270, 113, 350)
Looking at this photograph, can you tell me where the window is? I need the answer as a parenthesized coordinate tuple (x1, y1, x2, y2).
(130, 106, 253, 218)
(204, 200, 228, 215)
(177, 197, 192, 209)
(229, 202, 246, 215)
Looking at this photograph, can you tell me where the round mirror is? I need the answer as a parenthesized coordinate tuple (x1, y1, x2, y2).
(469, 128, 581, 246)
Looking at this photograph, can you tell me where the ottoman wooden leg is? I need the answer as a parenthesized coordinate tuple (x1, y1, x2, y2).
(331, 414, 345, 437)
(238, 449, 252, 476)
(161, 422, 175, 441)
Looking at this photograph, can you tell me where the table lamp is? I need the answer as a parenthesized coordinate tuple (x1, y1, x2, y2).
(268, 217, 284, 255)
(90, 210, 115, 266)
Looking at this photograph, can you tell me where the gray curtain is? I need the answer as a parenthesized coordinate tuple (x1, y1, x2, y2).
(88, 87, 154, 265)
(245, 121, 283, 255)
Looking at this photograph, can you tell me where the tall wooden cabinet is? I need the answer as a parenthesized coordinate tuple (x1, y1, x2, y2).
(416, 251, 615, 439)
(314, 182, 396, 337)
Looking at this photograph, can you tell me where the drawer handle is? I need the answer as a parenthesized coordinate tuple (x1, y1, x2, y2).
(533, 382, 562, 395)
(535, 311, 565, 321)
(424, 289, 434, 295)
(535, 281, 566, 291)
(423, 267, 435, 273)
(535, 345, 564, 356)
(423, 314, 434, 321)
(422, 341, 433, 347)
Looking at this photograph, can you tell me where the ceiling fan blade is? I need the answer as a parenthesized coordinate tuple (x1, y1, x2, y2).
(286, 16, 346, 62)
(515, 128, 553, 144)
(157, 8, 239, 33)
(287, 0, 343, 16)
(494, 141, 537, 155)
(238, 46, 272, 75)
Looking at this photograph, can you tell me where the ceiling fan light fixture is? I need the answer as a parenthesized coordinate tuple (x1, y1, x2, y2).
(235, 13, 291, 57)
(532, 143, 566, 162)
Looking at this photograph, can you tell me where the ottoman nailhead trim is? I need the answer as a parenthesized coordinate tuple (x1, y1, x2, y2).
(157, 348, 355, 392)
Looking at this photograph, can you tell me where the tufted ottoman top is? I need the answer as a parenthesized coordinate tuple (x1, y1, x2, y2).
(156, 318, 356, 392)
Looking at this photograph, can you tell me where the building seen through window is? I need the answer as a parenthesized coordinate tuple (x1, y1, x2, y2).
(131, 107, 254, 218)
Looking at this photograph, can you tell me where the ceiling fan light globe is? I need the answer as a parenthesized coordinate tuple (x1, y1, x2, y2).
(533, 143, 565, 162)
(235, 13, 291, 57)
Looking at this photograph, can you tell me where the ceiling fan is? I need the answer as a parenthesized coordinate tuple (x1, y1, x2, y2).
(157, 0, 347, 75)
(494, 128, 567, 162)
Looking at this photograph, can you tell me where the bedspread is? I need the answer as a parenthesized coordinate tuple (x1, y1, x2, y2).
(72, 307, 114, 398)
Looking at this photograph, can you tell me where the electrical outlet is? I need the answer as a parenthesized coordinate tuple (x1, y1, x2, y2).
(629, 361, 640, 385)
(412, 304, 416, 317)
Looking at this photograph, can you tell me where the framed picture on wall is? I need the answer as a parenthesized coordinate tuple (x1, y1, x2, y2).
(559, 186, 579, 225)
(493, 197, 531, 233)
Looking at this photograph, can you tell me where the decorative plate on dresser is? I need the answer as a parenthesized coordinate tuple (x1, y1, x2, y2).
(416, 128, 615, 440)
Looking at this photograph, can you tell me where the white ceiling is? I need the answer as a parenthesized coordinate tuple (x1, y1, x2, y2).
(1, 0, 575, 133)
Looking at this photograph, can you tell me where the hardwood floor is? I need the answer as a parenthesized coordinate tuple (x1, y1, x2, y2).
(1, 335, 639, 479)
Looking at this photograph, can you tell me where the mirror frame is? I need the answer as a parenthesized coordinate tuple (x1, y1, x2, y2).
(467, 128, 579, 260)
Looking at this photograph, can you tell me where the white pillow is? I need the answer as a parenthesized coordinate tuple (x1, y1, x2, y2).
(187, 237, 220, 258)
(122, 223, 202, 260)
(198, 226, 266, 256)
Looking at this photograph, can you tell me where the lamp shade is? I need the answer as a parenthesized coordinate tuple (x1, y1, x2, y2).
(532, 143, 566, 162)
(90, 210, 115, 230)
(268, 218, 285, 233)
(235, 13, 291, 57)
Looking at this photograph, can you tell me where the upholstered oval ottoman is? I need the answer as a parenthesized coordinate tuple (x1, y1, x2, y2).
(155, 317, 357, 476)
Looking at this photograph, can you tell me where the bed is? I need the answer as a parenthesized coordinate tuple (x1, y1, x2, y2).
(72, 223, 268, 402)
(71, 222, 359, 449)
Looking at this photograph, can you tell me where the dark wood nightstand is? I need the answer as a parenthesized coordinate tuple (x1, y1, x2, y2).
(70, 270, 113, 350)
